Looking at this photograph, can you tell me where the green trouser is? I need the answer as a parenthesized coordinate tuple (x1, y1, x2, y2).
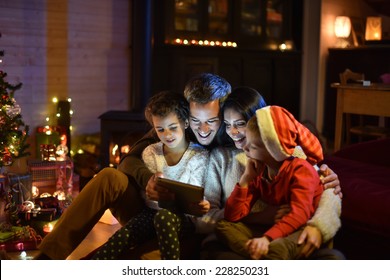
(38, 167, 144, 259)
(216, 219, 304, 260)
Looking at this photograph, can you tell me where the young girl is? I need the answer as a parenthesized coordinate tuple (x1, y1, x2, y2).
(91, 90, 210, 260)
(219, 105, 333, 259)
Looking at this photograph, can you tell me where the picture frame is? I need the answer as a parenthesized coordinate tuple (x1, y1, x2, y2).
(350, 17, 365, 46)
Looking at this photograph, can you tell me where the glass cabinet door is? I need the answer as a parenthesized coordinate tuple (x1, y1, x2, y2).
(159, 0, 301, 50)
(174, 0, 200, 32)
(208, 0, 229, 35)
(266, 0, 283, 40)
(240, 0, 284, 39)
(240, 0, 262, 36)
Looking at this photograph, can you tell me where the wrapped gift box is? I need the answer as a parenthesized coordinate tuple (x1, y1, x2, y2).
(18, 208, 58, 222)
(0, 238, 41, 251)
(34, 196, 60, 210)
(0, 226, 42, 252)
(1, 173, 32, 224)
(28, 159, 74, 195)
(0, 175, 7, 223)
(0, 231, 14, 242)
(7, 173, 32, 205)
(0, 226, 24, 242)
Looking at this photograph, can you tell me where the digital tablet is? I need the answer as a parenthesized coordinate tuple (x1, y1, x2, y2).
(156, 177, 204, 216)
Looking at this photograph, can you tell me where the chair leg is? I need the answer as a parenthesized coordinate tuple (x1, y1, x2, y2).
(358, 115, 364, 142)
(345, 114, 352, 145)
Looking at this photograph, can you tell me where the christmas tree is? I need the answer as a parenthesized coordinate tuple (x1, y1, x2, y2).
(0, 50, 30, 168)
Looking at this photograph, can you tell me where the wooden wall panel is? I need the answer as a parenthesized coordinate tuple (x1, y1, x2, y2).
(0, 0, 131, 156)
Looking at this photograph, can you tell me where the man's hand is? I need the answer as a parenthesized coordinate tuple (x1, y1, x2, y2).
(297, 225, 322, 258)
(145, 172, 174, 201)
(318, 164, 342, 198)
(246, 237, 270, 260)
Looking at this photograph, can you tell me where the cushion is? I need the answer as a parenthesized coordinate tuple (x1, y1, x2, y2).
(333, 138, 390, 168)
(323, 155, 390, 238)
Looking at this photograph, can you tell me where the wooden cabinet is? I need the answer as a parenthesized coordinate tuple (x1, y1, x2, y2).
(130, 0, 303, 118)
(323, 47, 390, 140)
(152, 46, 302, 117)
(154, 0, 303, 50)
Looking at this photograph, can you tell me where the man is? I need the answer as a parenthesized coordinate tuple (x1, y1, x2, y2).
(36, 73, 340, 259)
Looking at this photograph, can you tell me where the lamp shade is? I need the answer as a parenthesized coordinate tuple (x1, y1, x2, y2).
(365, 17, 382, 40)
(334, 16, 351, 38)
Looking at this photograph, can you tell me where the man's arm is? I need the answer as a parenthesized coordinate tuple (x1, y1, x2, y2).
(306, 188, 342, 243)
(297, 188, 342, 258)
(117, 129, 158, 191)
(294, 164, 342, 257)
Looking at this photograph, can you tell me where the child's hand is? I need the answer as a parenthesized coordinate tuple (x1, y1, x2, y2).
(246, 237, 270, 260)
(189, 199, 210, 216)
(239, 158, 262, 187)
(148, 173, 174, 201)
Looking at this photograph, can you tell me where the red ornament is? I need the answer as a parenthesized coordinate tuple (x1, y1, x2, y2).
(2, 151, 13, 166)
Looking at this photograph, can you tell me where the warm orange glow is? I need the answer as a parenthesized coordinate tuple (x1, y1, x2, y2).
(121, 145, 130, 154)
(334, 16, 351, 38)
(170, 38, 237, 48)
(365, 17, 382, 41)
(43, 223, 54, 235)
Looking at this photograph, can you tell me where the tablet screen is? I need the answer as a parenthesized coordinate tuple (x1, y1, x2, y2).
(156, 177, 204, 216)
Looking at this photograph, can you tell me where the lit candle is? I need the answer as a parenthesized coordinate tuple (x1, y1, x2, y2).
(43, 224, 53, 235)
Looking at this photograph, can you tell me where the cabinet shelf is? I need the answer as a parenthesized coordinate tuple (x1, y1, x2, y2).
(154, 0, 302, 50)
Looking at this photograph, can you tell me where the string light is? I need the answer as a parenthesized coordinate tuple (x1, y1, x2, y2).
(41, 97, 75, 157)
(170, 38, 238, 48)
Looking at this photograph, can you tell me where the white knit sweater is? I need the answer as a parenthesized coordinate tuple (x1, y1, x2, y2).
(197, 146, 341, 243)
(141, 141, 209, 210)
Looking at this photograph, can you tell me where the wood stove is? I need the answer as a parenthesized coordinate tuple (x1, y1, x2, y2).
(99, 111, 151, 167)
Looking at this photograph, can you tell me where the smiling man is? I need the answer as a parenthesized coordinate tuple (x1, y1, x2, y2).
(183, 73, 231, 148)
(188, 100, 221, 146)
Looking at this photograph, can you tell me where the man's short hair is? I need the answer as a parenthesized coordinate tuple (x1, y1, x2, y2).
(184, 73, 231, 105)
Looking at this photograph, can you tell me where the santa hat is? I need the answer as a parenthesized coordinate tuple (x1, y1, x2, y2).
(255, 106, 323, 165)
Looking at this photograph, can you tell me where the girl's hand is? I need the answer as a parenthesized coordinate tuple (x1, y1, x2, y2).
(147, 172, 174, 201)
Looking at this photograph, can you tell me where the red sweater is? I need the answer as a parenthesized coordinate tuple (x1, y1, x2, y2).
(224, 157, 324, 241)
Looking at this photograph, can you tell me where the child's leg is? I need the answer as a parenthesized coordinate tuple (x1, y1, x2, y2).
(215, 219, 254, 259)
(264, 230, 303, 260)
(92, 207, 157, 260)
(153, 209, 194, 260)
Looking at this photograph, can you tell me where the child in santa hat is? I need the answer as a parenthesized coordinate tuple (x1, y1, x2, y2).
(216, 105, 341, 259)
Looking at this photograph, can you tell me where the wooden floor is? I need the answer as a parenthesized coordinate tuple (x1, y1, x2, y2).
(5, 221, 122, 260)
(3, 182, 125, 260)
